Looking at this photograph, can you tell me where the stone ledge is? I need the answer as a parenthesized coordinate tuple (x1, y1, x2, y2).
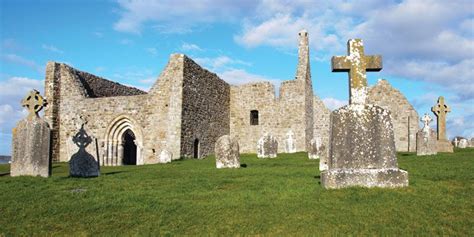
(321, 168, 408, 189)
(436, 139, 454, 153)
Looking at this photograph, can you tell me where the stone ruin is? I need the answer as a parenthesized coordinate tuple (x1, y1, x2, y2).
(215, 135, 240, 169)
(416, 114, 437, 156)
(257, 133, 278, 158)
(321, 39, 408, 189)
(41, 30, 330, 166)
(11, 90, 51, 177)
(431, 96, 453, 153)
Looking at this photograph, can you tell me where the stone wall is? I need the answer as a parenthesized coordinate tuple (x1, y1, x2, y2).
(312, 95, 331, 158)
(180, 56, 230, 158)
(368, 79, 419, 152)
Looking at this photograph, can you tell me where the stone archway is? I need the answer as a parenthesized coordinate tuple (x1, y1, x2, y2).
(103, 115, 144, 166)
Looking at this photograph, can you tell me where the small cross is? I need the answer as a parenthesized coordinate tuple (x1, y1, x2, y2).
(431, 96, 451, 140)
(420, 113, 432, 132)
(331, 39, 382, 104)
(21, 89, 47, 119)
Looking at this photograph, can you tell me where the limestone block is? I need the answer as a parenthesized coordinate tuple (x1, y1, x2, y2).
(158, 150, 173, 164)
(458, 139, 468, 149)
(257, 134, 278, 158)
(284, 130, 296, 153)
(416, 129, 437, 156)
(321, 104, 409, 189)
(11, 117, 51, 177)
(215, 135, 240, 169)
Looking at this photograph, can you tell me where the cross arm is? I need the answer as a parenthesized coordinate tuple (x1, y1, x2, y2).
(365, 55, 383, 71)
(331, 56, 351, 72)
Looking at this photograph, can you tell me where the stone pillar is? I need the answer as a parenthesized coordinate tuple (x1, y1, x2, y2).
(431, 96, 453, 153)
(117, 142, 124, 166)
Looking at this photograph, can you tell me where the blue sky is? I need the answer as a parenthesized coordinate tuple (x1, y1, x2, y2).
(0, 0, 473, 155)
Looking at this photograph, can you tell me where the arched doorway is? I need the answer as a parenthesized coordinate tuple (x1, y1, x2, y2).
(122, 129, 137, 165)
(193, 138, 200, 159)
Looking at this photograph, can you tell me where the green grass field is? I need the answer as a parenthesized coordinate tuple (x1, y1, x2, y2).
(0, 149, 473, 236)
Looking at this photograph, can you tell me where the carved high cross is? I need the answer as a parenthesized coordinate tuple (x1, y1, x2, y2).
(332, 39, 382, 104)
(431, 96, 451, 140)
(21, 89, 47, 119)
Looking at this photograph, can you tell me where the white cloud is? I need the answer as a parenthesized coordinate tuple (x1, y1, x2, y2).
(195, 56, 250, 71)
(1, 54, 44, 73)
(113, 0, 258, 34)
(180, 42, 203, 52)
(322, 97, 347, 111)
(146, 47, 158, 56)
(42, 44, 64, 54)
(218, 68, 282, 87)
(119, 39, 133, 45)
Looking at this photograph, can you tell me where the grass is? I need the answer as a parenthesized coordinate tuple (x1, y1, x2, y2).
(0, 149, 473, 236)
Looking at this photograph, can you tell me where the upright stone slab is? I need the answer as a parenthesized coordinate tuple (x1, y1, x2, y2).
(416, 114, 437, 156)
(458, 139, 468, 149)
(309, 137, 328, 171)
(321, 39, 408, 189)
(257, 133, 278, 158)
(470, 138, 474, 148)
(284, 130, 296, 153)
(11, 90, 51, 177)
(215, 135, 240, 169)
(453, 138, 459, 148)
(158, 150, 173, 164)
(69, 117, 100, 177)
(431, 96, 453, 152)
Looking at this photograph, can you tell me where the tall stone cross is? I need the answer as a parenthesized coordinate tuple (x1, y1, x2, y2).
(431, 96, 451, 140)
(332, 39, 382, 104)
(21, 89, 48, 119)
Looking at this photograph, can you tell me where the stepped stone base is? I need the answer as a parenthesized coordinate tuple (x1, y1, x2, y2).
(437, 139, 453, 153)
(321, 168, 409, 189)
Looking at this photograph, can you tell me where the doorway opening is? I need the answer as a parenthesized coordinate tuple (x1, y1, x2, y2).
(193, 139, 200, 159)
(123, 129, 137, 165)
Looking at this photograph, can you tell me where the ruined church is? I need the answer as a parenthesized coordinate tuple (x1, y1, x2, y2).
(43, 30, 417, 165)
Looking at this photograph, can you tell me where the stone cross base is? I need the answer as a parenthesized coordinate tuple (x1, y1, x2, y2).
(436, 139, 454, 153)
(321, 168, 408, 189)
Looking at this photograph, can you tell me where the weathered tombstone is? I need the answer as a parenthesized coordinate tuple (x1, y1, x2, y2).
(215, 135, 240, 169)
(458, 139, 468, 149)
(284, 130, 296, 153)
(470, 138, 474, 148)
(309, 137, 328, 171)
(158, 150, 172, 164)
(11, 90, 51, 177)
(431, 96, 454, 152)
(416, 113, 437, 156)
(69, 117, 100, 177)
(453, 137, 459, 147)
(257, 133, 278, 158)
(321, 39, 408, 189)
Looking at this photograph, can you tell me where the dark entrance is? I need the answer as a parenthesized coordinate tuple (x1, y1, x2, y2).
(123, 129, 137, 165)
(193, 138, 199, 159)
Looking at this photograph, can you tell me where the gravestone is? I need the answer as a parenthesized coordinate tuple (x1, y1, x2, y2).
(257, 133, 278, 158)
(431, 96, 453, 152)
(453, 138, 459, 147)
(158, 150, 172, 163)
(416, 113, 437, 156)
(284, 130, 296, 153)
(321, 39, 408, 189)
(215, 135, 240, 169)
(470, 138, 474, 148)
(11, 90, 51, 177)
(309, 137, 328, 171)
(69, 117, 100, 177)
(458, 139, 468, 149)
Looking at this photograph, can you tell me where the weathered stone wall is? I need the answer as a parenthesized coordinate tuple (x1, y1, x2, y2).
(368, 79, 419, 152)
(312, 95, 331, 158)
(180, 56, 230, 158)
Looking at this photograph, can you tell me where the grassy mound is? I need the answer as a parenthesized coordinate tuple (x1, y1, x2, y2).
(0, 149, 473, 235)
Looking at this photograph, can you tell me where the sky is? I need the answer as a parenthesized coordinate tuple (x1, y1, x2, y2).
(0, 0, 473, 155)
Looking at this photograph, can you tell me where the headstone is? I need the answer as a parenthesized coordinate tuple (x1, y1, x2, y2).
(416, 113, 437, 156)
(215, 135, 240, 169)
(453, 137, 459, 147)
(321, 39, 408, 189)
(470, 138, 474, 148)
(257, 133, 278, 158)
(158, 150, 173, 163)
(458, 139, 468, 149)
(69, 117, 100, 177)
(284, 130, 296, 153)
(309, 137, 328, 171)
(431, 96, 453, 152)
(11, 90, 51, 177)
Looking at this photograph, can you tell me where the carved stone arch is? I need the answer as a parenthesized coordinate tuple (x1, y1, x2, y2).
(103, 115, 144, 166)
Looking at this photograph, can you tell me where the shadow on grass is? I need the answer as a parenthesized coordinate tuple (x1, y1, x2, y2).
(240, 164, 247, 168)
(0, 172, 10, 177)
(104, 171, 126, 176)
